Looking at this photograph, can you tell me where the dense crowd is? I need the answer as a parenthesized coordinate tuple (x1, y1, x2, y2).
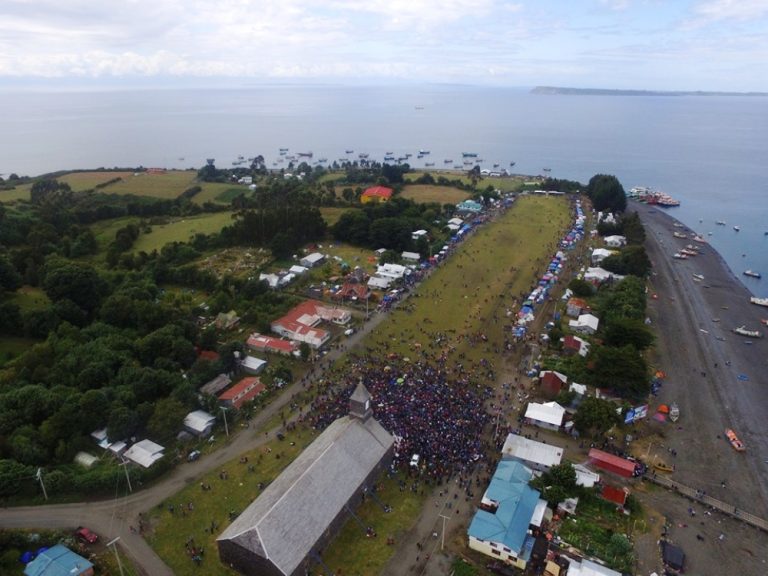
(305, 350, 492, 482)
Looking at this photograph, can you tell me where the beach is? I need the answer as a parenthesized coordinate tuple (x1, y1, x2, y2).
(633, 202, 768, 574)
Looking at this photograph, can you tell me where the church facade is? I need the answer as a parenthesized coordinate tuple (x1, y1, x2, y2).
(217, 383, 394, 576)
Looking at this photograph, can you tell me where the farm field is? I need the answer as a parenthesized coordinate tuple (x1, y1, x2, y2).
(194, 183, 249, 205)
(366, 195, 571, 364)
(404, 171, 530, 192)
(58, 171, 136, 191)
(319, 206, 355, 226)
(400, 184, 470, 204)
(95, 170, 200, 199)
(0, 185, 31, 203)
(133, 212, 235, 253)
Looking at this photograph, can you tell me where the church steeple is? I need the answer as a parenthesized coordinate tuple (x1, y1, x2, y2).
(349, 381, 372, 421)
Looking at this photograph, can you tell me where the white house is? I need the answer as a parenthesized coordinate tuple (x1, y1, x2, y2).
(569, 313, 600, 335)
(584, 266, 623, 284)
(448, 217, 463, 227)
(259, 273, 281, 289)
(367, 276, 392, 290)
(289, 265, 308, 275)
(401, 251, 421, 262)
(524, 402, 565, 432)
(603, 235, 626, 248)
(501, 435, 563, 471)
(591, 248, 616, 264)
(241, 355, 267, 375)
(411, 229, 428, 241)
(183, 410, 217, 437)
(573, 463, 601, 488)
(376, 263, 408, 280)
(300, 252, 325, 268)
(123, 439, 165, 468)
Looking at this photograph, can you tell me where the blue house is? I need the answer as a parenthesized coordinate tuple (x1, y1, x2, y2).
(467, 460, 547, 570)
(24, 544, 94, 576)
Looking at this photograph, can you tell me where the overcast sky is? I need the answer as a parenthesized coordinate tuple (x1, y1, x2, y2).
(1, 0, 766, 90)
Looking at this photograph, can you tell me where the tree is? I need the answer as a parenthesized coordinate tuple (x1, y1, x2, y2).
(573, 396, 621, 437)
(601, 245, 651, 277)
(568, 278, 593, 297)
(0, 255, 22, 293)
(591, 346, 649, 400)
(147, 397, 188, 443)
(269, 231, 297, 260)
(603, 318, 654, 350)
(530, 462, 578, 507)
(587, 174, 627, 212)
(299, 342, 311, 361)
(41, 258, 106, 313)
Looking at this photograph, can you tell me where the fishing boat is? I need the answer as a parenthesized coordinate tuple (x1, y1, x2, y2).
(444, 159, 453, 164)
(673, 232, 687, 239)
(345, 149, 354, 154)
(743, 270, 762, 279)
(692, 235, 707, 243)
(761, 319, 768, 326)
(725, 429, 745, 452)
(673, 252, 688, 260)
(358, 153, 369, 159)
(716, 220, 726, 225)
(750, 297, 768, 307)
(384, 155, 395, 161)
(732, 325, 762, 338)
(297, 151, 313, 158)
(425, 162, 435, 167)
(654, 460, 675, 473)
(509, 161, 516, 167)
(462, 152, 478, 158)
(279, 147, 289, 152)
(669, 402, 680, 422)
(693, 274, 704, 281)
(419, 149, 430, 155)
(680, 248, 698, 256)
(733, 225, 740, 231)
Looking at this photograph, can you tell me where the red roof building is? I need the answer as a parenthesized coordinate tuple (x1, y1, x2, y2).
(246, 333, 297, 356)
(361, 186, 393, 204)
(588, 448, 638, 478)
(566, 297, 589, 318)
(270, 300, 351, 349)
(198, 349, 220, 362)
(219, 377, 265, 410)
(539, 370, 568, 399)
(600, 485, 630, 507)
(333, 282, 371, 301)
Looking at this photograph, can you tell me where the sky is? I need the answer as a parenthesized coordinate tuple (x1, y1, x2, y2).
(1, 0, 767, 91)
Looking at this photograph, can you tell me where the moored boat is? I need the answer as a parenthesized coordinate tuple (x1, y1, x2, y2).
(716, 220, 726, 225)
(761, 319, 768, 326)
(725, 428, 745, 452)
(668, 402, 680, 422)
(654, 460, 675, 473)
(750, 296, 768, 307)
(743, 270, 762, 279)
(733, 225, 740, 231)
(732, 325, 762, 338)
(673, 252, 688, 260)
(462, 152, 478, 158)
(297, 151, 313, 158)
(673, 232, 687, 239)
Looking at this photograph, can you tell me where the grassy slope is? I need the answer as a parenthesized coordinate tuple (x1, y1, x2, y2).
(133, 213, 235, 253)
(399, 184, 470, 205)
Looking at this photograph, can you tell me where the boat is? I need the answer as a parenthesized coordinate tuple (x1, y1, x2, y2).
(733, 225, 740, 231)
(673, 252, 688, 260)
(462, 152, 478, 158)
(716, 220, 726, 225)
(673, 232, 687, 239)
(725, 428, 745, 452)
(692, 235, 707, 243)
(358, 153, 369, 159)
(669, 402, 680, 422)
(419, 149, 430, 155)
(297, 151, 313, 158)
(680, 248, 698, 256)
(384, 155, 395, 161)
(761, 319, 768, 326)
(425, 162, 435, 167)
(750, 297, 768, 307)
(345, 149, 354, 154)
(654, 460, 675, 473)
(509, 161, 516, 167)
(444, 159, 453, 164)
(693, 274, 704, 281)
(743, 270, 762, 279)
(732, 325, 762, 338)
(542, 167, 552, 173)
(317, 158, 327, 163)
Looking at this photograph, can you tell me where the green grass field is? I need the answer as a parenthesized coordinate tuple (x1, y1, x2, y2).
(194, 182, 246, 205)
(400, 184, 470, 204)
(97, 170, 200, 199)
(319, 206, 356, 226)
(7, 286, 50, 311)
(0, 185, 31, 203)
(58, 171, 136, 191)
(366, 195, 570, 363)
(133, 212, 235, 253)
(404, 172, 529, 193)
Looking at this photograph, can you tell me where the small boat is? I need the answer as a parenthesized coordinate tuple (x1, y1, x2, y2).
(425, 162, 435, 167)
(345, 149, 354, 154)
(692, 235, 707, 243)
(654, 460, 675, 473)
(543, 167, 552, 172)
(693, 274, 704, 281)
(358, 153, 369, 159)
(444, 159, 453, 164)
(673, 232, 687, 239)
(419, 149, 430, 155)
(384, 155, 395, 161)
(743, 270, 762, 279)
(725, 428, 745, 452)
(733, 325, 762, 338)
(462, 152, 478, 158)
(750, 297, 768, 307)
(297, 151, 313, 158)
(761, 319, 768, 326)
(509, 161, 516, 167)
(716, 220, 726, 225)
(733, 225, 740, 231)
(680, 248, 698, 256)
(673, 252, 688, 260)
(279, 147, 289, 152)
(669, 402, 680, 422)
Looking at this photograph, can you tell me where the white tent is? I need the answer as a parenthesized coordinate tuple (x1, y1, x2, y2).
(124, 439, 165, 468)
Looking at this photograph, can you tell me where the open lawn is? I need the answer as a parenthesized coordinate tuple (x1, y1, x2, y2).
(404, 172, 530, 193)
(7, 286, 50, 311)
(89, 216, 139, 254)
(98, 170, 200, 199)
(400, 184, 470, 205)
(194, 182, 248, 205)
(320, 206, 356, 226)
(0, 184, 31, 203)
(58, 171, 136, 191)
(365, 195, 571, 364)
(133, 212, 235, 253)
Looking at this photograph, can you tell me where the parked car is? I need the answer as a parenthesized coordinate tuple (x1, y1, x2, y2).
(75, 526, 99, 544)
(187, 450, 201, 462)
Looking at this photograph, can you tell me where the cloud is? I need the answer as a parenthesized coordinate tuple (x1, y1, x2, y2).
(694, 0, 768, 21)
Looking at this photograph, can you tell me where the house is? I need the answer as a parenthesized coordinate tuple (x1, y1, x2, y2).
(456, 199, 483, 214)
(447, 222, 461, 232)
(591, 248, 615, 264)
(184, 410, 217, 437)
(238, 176, 253, 185)
(568, 313, 599, 335)
(217, 384, 394, 576)
(24, 544, 94, 576)
(367, 275, 392, 290)
(299, 252, 325, 268)
(539, 370, 568, 398)
(271, 300, 351, 349)
(360, 185, 393, 203)
(600, 485, 630, 508)
(289, 265, 308, 275)
(241, 355, 267, 375)
(603, 235, 626, 248)
(566, 297, 588, 318)
(584, 267, 622, 284)
(123, 439, 165, 468)
(501, 435, 563, 472)
(564, 556, 623, 576)
(201, 373, 233, 397)
(376, 263, 408, 280)
(573, 464, 601, 488)
(411, 229, 428, 241)
(401, 251, 421, 262)
(562, 335, 590, 357)
(588, 448, 640, 478)
(524, 402, 565, 432)
(219, 377, 265, 410)
(246, 333, 298, 356)
(259, 273, 281, 289)
(333, 282, 371, 301)
(448, 217, 463, 227)
(215, 310, 240, 330)
(467, 460, 548, 570)
(90, 428, 112, 450)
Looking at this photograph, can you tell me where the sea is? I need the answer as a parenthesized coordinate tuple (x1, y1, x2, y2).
(1, 84, 766, 295)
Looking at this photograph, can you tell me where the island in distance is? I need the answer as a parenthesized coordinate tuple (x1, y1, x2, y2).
(532, 85, 768, 97)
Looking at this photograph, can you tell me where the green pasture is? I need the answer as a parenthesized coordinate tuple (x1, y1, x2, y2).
(194, 184, 250, 205)
(320, 206, 356, 226)
(366, 195, 570, 363)
(98, 170, 200, 199)
(89, 216, 140, 254)
(0, 184, 31, 203)
(7, 286, 50, 311)
(132, 212, 235, 253)
(58, 171, 136, 191)
(400, 184, 470, 205)
(404, 172, 529, 192)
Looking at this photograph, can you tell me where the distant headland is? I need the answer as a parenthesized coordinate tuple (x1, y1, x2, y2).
(532, 86, 768, 97)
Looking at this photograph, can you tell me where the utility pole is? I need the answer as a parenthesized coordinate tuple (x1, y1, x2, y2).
(35, 468, 47, 501)
(439, 513, 450, 551)
(220, 406, 229, 437)
(119, 458, 133, 493)
(106, 537, 126, 576)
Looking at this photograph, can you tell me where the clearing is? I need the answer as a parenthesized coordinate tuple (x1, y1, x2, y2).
(399, 184, 470, 205)
(133, 212, 235, 253)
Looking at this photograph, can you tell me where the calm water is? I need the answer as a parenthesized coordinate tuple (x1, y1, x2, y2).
(1, 85, 766, 294)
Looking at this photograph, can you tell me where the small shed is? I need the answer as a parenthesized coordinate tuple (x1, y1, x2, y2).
(300, 252, 326, 268)
(524, 402, 565, 432)
(201, 373, 233, 397)
(184, 410, 217, 437)
(123, 439, 165, 468)
(401, 251, 421, 262)
(539, 370, 568, 398)
(242, 355, 267, 375)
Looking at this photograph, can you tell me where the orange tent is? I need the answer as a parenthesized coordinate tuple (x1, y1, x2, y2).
(658, 404, 670, 414)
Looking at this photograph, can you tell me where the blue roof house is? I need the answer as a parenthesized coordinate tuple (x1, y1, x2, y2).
(24, 544, 94, 576)
(467, 460, 546, 570)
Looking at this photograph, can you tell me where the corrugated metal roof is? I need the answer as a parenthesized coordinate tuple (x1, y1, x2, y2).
(501, 435, 563, 468)
(24, 544, 93, 576)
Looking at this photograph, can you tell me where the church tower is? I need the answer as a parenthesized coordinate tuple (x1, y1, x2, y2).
(349, 381, 372, 421)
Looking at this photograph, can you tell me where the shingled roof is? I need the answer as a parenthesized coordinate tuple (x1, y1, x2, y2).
(217, 399, 393, 576)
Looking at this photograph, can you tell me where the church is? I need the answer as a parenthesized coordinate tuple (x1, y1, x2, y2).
(217, 383, 394, 576)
